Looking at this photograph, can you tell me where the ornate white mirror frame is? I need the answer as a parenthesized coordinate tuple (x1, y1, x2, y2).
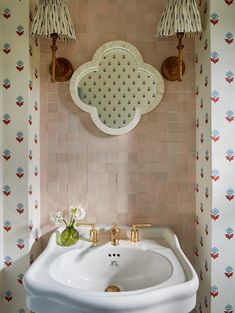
(70, 41, 164, 135)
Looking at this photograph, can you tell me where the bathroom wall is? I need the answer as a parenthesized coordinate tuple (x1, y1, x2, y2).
(210, 2, 235, 311)
(195, 0, 235, 312)
(40, 0, 196, 261)
(0, 1, 40, 312)
(195, 0, 212, 311)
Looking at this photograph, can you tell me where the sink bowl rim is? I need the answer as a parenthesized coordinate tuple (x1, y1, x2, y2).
(48, 243, 175, 294)
(24, 226, 199, 311)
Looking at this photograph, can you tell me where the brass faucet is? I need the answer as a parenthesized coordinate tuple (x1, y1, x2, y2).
(76, 223, 98, 245)
(110, 225, 120, 246)
(131, 224, 152, 242)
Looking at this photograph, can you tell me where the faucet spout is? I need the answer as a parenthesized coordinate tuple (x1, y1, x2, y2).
(110, 225, 120, 246)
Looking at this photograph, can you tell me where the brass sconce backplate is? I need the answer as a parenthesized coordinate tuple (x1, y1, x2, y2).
(49, 57, 74, 82)
(161, 56, 185, 82)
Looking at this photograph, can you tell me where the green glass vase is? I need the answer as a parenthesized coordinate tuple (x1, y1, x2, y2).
(60, 226, 79, 246)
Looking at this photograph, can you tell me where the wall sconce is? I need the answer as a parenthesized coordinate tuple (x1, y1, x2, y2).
(31, 0, 76, 82)
(156, 0, 202, 82)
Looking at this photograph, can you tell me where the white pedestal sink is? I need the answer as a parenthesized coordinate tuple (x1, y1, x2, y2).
(24, 226, 198, 313)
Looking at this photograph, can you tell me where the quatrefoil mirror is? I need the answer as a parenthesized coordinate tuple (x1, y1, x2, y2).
(70, 41, 164, 135)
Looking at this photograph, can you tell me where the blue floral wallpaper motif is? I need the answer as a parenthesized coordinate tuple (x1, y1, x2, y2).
(0, 1, 40, 312)
(196, 0, 235, 312)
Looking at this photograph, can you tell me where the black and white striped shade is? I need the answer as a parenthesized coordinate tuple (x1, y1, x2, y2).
(31, 0, 76, 41)
(156, 0, 202, 38)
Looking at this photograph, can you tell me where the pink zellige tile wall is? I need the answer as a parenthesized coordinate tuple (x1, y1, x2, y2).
(40, 0, 196, 262)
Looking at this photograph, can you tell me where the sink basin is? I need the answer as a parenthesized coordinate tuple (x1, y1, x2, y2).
(50, 246, 174, 292)
(24, 226, 198, 313)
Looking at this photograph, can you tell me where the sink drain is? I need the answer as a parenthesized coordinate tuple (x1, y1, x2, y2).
(105, 285, 121, 292)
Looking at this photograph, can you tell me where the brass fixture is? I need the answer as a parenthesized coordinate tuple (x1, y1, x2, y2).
(76, 223, 98, 245)
(131, 224, 152, 243)
(156, 0, 202, 82)
(161, 32, 186, 82)
(110, 225, 120, 246)
(105, 285, 121, 293)
(31, 0, 76, 83)
(49, 33, 74, 82)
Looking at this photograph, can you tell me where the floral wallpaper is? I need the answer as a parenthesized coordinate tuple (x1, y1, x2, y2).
(0, 1, 40, 313)
(195, 0, 212, 311)
(0, 2, 3, 296)
(0, 0, 234, 312)
(196, 0, 235, 312)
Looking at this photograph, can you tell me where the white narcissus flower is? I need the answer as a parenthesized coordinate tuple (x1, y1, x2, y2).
(76, 207, 86, 221)
(55, 211, 63, 222)
(70, 207, 78, 215)
(50, 206, 86, 228)
(69, 206, 86, 221)
(49, 214, 56, 224)
(49, 211, 63, 226)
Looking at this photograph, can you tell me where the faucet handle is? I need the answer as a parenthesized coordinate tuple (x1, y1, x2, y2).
(131, 223, 152, 242)
(76, 223, 98, 245)
(90, 225, 98, 245)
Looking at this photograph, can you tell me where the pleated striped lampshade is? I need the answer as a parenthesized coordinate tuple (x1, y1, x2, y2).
(31, 0, 76, 41)
(156, 0, 202, 38)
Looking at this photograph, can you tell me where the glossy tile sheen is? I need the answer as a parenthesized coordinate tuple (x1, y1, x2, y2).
(40, 0, 196, 263)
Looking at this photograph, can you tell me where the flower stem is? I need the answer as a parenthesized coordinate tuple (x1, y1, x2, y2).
(62, 218, 68, 226)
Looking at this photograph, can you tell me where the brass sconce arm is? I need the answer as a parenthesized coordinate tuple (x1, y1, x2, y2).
(50, 33, 58, 83)
(49, 33, 74, 83)
(160, 32, 186, 83)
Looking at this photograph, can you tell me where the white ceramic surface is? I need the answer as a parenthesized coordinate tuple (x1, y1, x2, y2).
(24, 226, 198, 313)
